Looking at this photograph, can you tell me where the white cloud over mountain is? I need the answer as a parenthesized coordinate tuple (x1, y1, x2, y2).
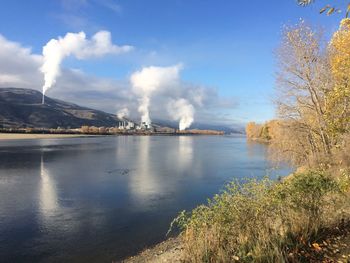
(41, 31, 133, 97)
(0, 34, 238, 126)
(0, 35, 42, 88)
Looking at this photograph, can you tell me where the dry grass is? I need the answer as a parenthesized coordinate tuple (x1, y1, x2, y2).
(169, 170, 350, 262)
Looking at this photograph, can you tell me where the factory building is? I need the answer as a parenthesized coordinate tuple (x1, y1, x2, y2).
(117, 120, 135, 130)
(117, 119, 155, 131)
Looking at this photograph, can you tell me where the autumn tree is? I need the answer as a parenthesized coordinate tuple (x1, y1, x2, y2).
(246, 122, 261, 139)
(271, 18, 350, 168)
(265, 120, 280, 141)
(272, 21, 334, 166)
(81, 126, 89, 134)
(246, 120, 281, 141)
(327, 18, 350, 136)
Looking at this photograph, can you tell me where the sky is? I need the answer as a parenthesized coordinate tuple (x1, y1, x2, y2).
(0, 0, 343, 127)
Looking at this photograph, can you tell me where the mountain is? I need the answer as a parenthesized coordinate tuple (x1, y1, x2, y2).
(0, 88, 122, 128)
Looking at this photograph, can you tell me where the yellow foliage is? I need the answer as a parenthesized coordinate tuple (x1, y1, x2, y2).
(327, 18, 350, 135)
(329, 18, 350, 81)
(246, 122, 261, 139)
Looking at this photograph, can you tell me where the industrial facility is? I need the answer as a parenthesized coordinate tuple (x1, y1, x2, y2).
(117, 119, 154, 131)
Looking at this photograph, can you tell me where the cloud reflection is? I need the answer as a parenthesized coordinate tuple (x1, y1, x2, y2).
(129, 136, 164, 204)
(178, 136, 193, 171)
(39, 153, 58, 220)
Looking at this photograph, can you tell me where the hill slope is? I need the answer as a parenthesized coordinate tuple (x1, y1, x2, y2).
(0, 88, 121, 128)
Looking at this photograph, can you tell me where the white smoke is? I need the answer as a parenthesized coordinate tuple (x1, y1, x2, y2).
(168, 98, 195, 131)
(117, 107, 130, 119)
(130, 64, 182, 125)
(138, 96, 151, 124)
(40, 31, 133, 100)
(0, 34, 238, 125)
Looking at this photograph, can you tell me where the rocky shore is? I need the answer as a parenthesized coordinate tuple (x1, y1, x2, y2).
(122, 237, 183, 263)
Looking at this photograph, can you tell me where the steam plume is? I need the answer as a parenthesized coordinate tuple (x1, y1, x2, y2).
(40, 31, 133, 103)
(168, 98, 195, 130)
(130, 64, 181, 125)
(117, 107, 130, 119)
(138, 96, 151, 124)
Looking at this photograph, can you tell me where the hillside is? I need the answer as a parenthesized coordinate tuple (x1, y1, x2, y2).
(0, 88, 121, 128)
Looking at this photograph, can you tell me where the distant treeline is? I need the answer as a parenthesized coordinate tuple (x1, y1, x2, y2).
(245, 120, 280, 142)
(178, 129, 224, 135)
(0, 126, 224, 136)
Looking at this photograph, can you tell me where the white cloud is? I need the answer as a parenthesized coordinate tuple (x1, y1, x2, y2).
(0, 35, 42, 88)
(168, 98, 194, 130)
(0, 34, 238, 126)
(130, 65, 182, 125)
(117, 107, 129, 119)
(76, 31, 133, 58)
(41, 31, 133, 96)
(0, 74, 25, 85)
(131, 64, 182, 96)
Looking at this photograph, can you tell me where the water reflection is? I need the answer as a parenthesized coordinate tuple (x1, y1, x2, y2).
(178, 136, 193, 171)
(128, 136, 196, 207)
(246, 139, 267, 158)
(39, 153, 58, 218)
(0, 136, 292, 262)
(129, 136, 162, 204)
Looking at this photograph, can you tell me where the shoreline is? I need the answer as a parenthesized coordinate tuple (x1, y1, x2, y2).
(0, 132, 230, 141)
(122, 237, 183, 263)
(122, 223, 350, 263)
(0, 133, 99, 140)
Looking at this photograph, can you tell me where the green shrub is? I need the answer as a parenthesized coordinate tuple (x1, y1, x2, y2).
(170, 170, 350, 262)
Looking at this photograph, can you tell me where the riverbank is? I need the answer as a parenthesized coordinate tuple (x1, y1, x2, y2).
(0, 130, 227, 140)
(247, 137, 270, 144)
(122, 224, 350, 262)
(122, 237, 183, 263)
(124, 170, 350, 262)
(0, 127, 226, 139)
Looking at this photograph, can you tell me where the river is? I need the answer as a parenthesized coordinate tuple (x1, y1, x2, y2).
(0, 135, 290, 262)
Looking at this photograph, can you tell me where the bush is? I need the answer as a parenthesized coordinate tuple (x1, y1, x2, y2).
(170, 170, 350, 262)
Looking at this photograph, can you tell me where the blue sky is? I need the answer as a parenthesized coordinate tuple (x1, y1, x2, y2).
(0, 0, 343, 125)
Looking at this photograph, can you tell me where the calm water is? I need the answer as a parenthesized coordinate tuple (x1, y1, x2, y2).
(0, 135, 290, 262)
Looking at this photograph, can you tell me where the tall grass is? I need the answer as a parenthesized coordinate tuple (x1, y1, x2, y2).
(170, 170, 350, 262)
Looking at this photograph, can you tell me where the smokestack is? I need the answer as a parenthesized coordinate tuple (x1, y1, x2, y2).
(42, 93, 45, 104)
